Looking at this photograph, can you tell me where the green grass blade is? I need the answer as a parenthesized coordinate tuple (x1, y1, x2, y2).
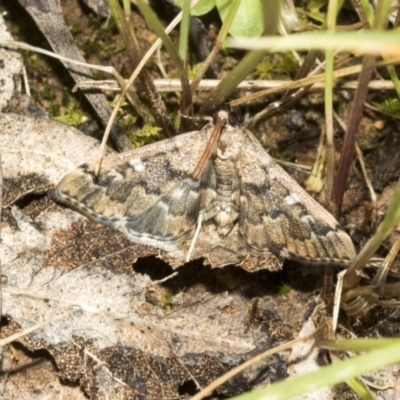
(229, 340, 400, 400)
(344, 182, 400, 289)
(135, 0, 192, 111)
(178, 0, 191, 65)
(200, 0, 280, 114)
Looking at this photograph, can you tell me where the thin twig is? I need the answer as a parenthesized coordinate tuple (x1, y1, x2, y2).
(231, 56, 400, 107)
(333, 111, 377, 222)
(332, 54, 375, 215)
(74, 77, 400, 94)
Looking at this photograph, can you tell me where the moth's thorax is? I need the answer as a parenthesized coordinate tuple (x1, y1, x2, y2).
(209, 124, 244, 237)
(216, 124, 246, 160)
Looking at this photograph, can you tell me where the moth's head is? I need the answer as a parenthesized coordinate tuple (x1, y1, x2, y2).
(212, 110, 239, 127)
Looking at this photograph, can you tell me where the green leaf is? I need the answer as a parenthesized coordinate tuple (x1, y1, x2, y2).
(216, 0, 264, 37)
(174, 0, 216, 16)
(308, 0, 328, 23)
(175, 0, 264, 37)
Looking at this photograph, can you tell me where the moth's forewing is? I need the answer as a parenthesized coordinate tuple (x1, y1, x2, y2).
(55, 128, 213, 250)
(237, 128, 356, 266)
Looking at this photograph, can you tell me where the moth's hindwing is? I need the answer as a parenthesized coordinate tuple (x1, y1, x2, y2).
(54, 128, 213, 251)
(237, 129, 356, 266)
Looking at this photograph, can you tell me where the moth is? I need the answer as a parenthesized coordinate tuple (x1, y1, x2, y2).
(54, 111, 356, 268)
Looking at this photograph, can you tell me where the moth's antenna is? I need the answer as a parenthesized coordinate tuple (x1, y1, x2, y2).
(186, 214, 204, 262)
(189, 113, 226, 180)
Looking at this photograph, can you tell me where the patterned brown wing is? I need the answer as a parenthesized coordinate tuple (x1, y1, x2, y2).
(54, 128, 214, 251)
(236, 129, 356, 266)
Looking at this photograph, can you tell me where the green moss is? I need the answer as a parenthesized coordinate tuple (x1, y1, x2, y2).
(27, 54, 43, 74)
(157, 289, 183, 313)
(278, 283, 291, 296)
(52, 102, 84, 126)
(42, 84, 57, 102)
(128, 123, 162, 148)
(372, 96, 400, 119)
(48, 103, 60, 118)
(92, 70, 107, 81)
(87, 14, 106, 30)
(70, 22, 82, 35)
(188, 62, 204, 79)
(158, 292, 174, 313)
(61, 88, 71, 107)
(255, 53, 298, 80)
(83, 14, 120, 57)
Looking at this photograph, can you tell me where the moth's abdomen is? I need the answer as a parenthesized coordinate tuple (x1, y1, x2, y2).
(211, 155, 240, 237)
